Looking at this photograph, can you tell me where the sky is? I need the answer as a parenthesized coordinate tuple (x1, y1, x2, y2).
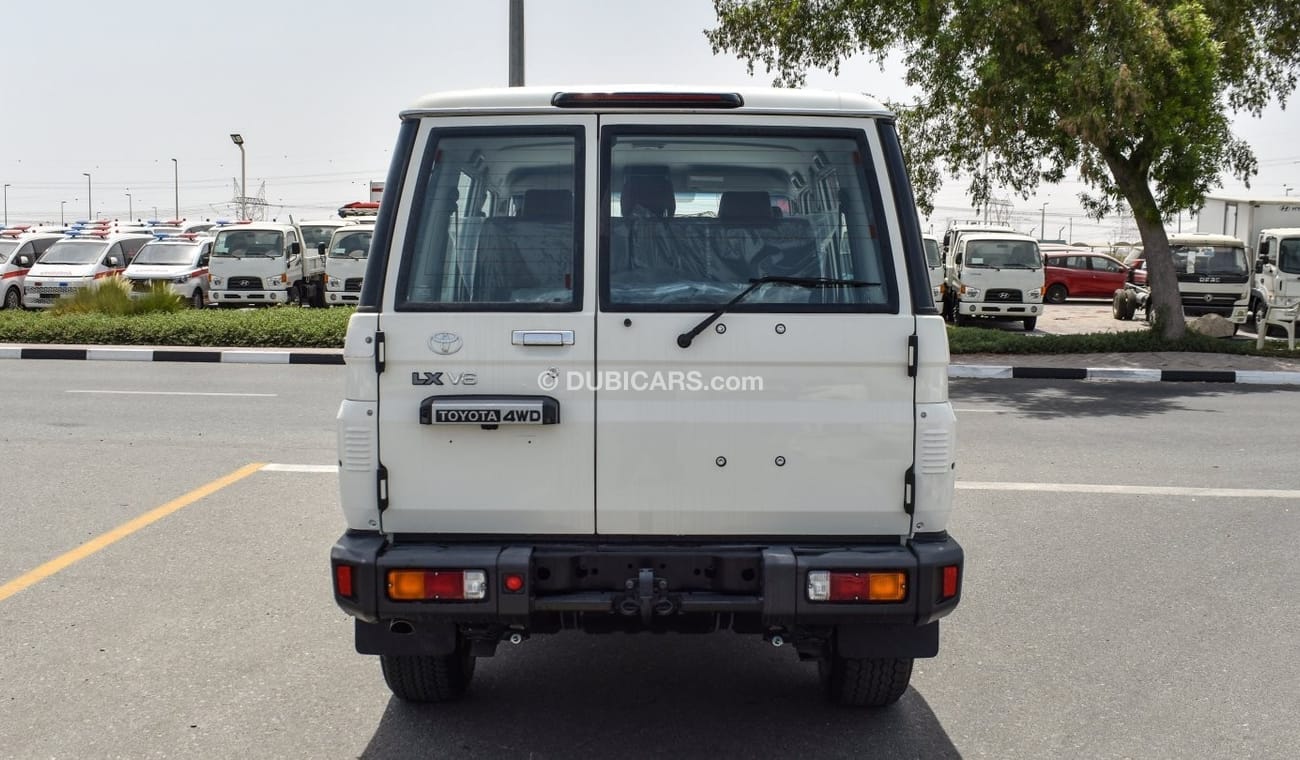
(2, 0, 1298, 243)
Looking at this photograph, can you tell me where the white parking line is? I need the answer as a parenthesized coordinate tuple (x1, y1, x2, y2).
(958, 481, 1300, 499)
(252, 466, 1298, 500)
(65, 390, 278, 398)
(262, 464, 339, 473)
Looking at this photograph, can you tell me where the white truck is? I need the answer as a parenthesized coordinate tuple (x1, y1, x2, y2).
(1251, 228, 1300, 329)
(1197, 195, 1300, 325)
(23, 222, 153, 309)
(206, 221, 315, 307)
(941, 224, 1044, 331)
(322, 223, 373, 306)
(0, 226, 66, 309)
(329, 85, 962, 708)
(922, 233, 944, 304)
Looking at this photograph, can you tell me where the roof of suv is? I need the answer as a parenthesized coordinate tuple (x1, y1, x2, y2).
(402, 85, 890, 117)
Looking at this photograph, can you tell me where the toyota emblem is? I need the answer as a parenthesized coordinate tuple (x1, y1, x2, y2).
(429, 332, 463, 355)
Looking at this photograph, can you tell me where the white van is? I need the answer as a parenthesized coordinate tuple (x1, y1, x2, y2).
(23, 224, 153, 309)
(0, 227, 65, 309)
(323, 223, 373, 305)
(329, 86, 962, 708)
(123, 234, 213, 308)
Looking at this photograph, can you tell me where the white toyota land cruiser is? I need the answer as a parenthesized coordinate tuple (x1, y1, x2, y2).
(330, 86, 963, 708)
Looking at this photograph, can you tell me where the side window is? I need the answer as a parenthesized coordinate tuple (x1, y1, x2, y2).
(105, 243, 124, 265)
(199, 243, 211, 267)
(1259, 239, 1271, 258)
(33, 238, 57, 255)
(15, 243, 33, 258)
(1064, 255, 1087, 269)
(1095, 257, 1121, 272)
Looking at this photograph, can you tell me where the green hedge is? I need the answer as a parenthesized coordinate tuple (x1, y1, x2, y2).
(0, 307, 1294, 358)
(0, 307, 352, 348)
(946, 324, 1297, 358)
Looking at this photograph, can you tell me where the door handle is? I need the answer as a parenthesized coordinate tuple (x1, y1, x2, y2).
(512, 330, 575, 346)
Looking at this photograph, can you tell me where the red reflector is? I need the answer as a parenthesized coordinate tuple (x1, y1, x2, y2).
(829, 573, 870, 600)
(423, 571, 465, 599)
(334, 564, 354, 598)
(551, 91, 744, 109)
(941, 565, 960, 600)
(503, 573, 525, 593)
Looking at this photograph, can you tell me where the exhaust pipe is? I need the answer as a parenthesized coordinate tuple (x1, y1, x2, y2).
(389, 620, 414, 635)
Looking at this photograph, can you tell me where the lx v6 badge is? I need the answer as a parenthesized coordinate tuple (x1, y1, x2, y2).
(412, 371, 478, 386)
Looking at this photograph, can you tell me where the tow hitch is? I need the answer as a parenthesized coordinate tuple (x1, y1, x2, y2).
(618, 567, 677, 623)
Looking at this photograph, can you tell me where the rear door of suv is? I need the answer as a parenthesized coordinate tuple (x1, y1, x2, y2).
(375, 116, 598, 535)
(594, 115, 917, 537)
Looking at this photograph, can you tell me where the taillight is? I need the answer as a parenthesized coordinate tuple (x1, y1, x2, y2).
(334, 564, 354, 599)
(807, 571, 908, 602)
(386, 569, 487, 601)
(940, 565, 960, 601)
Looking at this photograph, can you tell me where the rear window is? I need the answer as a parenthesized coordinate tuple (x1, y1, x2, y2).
(396, 127, 582, 311)
(603, 128, 896, 311)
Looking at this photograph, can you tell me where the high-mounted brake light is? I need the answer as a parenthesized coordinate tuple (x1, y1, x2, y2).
(551, 91, 744, 109)
(807, 570, 908, 602)
(387, 569, 487, 601)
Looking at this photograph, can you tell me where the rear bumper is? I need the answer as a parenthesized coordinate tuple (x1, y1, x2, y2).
(331, 531, 962, 650)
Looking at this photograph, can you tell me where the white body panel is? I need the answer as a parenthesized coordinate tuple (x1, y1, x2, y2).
(324, 224, 374, 306)
(1254, 227, 1300, 309)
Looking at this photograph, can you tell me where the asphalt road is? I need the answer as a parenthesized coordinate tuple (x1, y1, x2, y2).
(1, 362, 1297, 759)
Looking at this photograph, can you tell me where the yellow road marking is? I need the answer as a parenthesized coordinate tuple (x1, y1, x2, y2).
(0, 462, 266, 603)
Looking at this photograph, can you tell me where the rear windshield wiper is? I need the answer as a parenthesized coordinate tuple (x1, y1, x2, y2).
(677, 276, 880, 348)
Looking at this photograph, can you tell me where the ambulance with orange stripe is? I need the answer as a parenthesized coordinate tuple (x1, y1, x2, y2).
(23, 221, 153, 309)
(0, 226, 66, 310)
(123, 232, 214, 308)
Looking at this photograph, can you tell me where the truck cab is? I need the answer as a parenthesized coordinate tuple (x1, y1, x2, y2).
(329, 86, 961, 709)
(942, 225, 1044, 331)
(1253, 228, 1300, 325)
(23, 222, 152, 309)
(323, 223, 373, 305)
(0, 227, 65, 309)
(207, 221, 307, 306)
(922, 233, 944, 304)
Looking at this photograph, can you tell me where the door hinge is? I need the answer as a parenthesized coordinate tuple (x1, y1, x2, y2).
(903, 466, 915, 515)
(376, 463, 389, 512)
(374, 330, 386, 374)
(907, 334, 919, 378)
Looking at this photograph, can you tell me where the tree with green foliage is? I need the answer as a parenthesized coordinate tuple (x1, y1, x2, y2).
(708, 0, 1300, 338)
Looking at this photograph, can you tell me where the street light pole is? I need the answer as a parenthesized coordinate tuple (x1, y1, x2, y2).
(3, 183, 8, 225)
(229, 134, 246, 219)
(126, 191, 132, 221)
(171, 158, 179, 218)
(82, 173, 92, 220)
(1040, 202, 1048, 241)
(60, 201, 67, 225)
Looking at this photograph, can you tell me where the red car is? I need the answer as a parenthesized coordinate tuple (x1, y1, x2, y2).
(1043, 251, 1131, 302)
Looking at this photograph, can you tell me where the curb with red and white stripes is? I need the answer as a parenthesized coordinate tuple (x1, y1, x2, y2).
(949, 363, 1300, 385)
(0, 345, 343, 365)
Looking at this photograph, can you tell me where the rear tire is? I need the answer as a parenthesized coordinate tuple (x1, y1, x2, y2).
(819, 654, 913, 707)
(2, 286, 20, 310)
(380, 645, 476, 703)
(190, 289, 205, 309)
(1045, 284, 1068, 304)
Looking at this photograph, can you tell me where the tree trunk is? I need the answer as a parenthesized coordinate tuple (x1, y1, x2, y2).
(1104, 155, 1186, 339)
